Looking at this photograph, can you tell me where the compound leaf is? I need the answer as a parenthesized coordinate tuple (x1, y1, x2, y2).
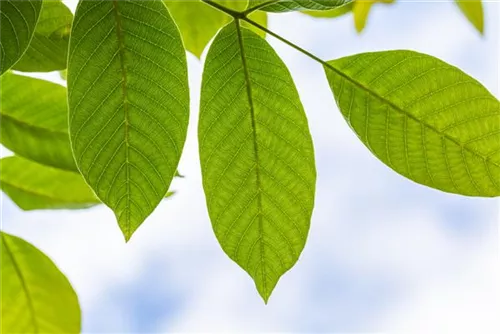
(200, 22, 316, 302)
(324, 50, 500, 197)
(455, 0, 484, 34)
(0, 72, 76, 171)
(166, 0, 267, 58)
(68, 0, 189, 240)
(1, 231, 80, 333)
(13, 0, 73, 72)
(0, 156, 99, 210)
(0, 0, 42, 75)
(253, 0, 352, 12)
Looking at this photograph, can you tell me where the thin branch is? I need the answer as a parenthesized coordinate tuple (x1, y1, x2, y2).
(202, 0, 243, 18)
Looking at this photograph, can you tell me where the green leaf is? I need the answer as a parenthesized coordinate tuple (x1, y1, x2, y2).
(68, 0, 189, 241)
(1, 231, 80, 333)
(0, 72, 76, 171)
(13, 0, 73, 72)
(0, 156, 176, 211)
(254, 0, 352, 12)
(199, 22, 316, 302)
(0, 156, 99, 210)
(324, 50, 500, 197)
(455, 0, 484, 34)
(352, 0, 394, 33)
(0, 0, 42, 75)
(166, 0, 267, 58)
(302, 1, 353, 18)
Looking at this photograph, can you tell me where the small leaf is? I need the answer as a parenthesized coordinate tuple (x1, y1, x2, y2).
(352, 0, 394, 33)
(302, 1, 353, 18)
(68, 0, 189, 240)
(13, 0, 73, 72)
(1, 231, 81, 333)
(0, 72, 76, 171)
(166, 0, 267, 58)
(0, 156, 99, 210)
(455, 0, 484, 34)
(324, 50, 500, 197)
(254, 0, 352, 12)
(0, 0, 42, 75)
(200, 22, 316, 302)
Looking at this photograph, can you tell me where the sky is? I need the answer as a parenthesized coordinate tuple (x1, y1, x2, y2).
(1, 0, 499, 333)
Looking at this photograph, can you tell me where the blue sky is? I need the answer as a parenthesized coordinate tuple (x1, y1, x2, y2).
(2, 1, 499, 332)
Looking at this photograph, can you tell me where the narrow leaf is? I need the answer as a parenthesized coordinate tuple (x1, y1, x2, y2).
(0, 0, 42, 75)
(455, 0, 484, 34)
(324, 50, 500, 197)
(68, 0, 189, 240)
(200, 22, 316, 302)
(0, 156, 99, 210)
(1, 232, 81, 333)
(166, 0, 267, 58)
(254, 0, 352, 12)
(302, 1, 353, 18)
(353, 0, 394, 33)
(13, 0, 73, 72)
(0, 72, 76, 171)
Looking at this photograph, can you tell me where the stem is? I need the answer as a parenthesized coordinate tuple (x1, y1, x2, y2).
(202, 0, 243, 17)
(240, 16, 331, 68)
(243, 0, 279, 15)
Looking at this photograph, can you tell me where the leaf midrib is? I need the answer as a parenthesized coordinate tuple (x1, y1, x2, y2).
(1, 234, 39, 333)
(325, 62, 500, 168)
(235, 19, 268, 300)
(111, 0, 132, 237)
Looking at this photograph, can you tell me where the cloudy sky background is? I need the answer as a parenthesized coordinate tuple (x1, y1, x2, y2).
(1, 0, 499, 332)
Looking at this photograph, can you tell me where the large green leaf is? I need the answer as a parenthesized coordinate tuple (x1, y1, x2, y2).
(455, 0, 483, 34)
(1, 231, 80, 333)
(0, 0, 42, 74)
(0, 72, 76, 171)
(68, 0, 189, 240)
(166, 0, 267, 58)
(200, 22, 316, 302)
(13, 0, 73, 72)
(253, 0, 352, 12)
(324, 50, 500, 197)
(0, 156, 99, 210)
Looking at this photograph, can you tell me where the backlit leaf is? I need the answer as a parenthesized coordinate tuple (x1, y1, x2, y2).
(0, 72, 76, 171)
(1, 231, 80, 333)
(0, 0, 42, 75)
(254, 0, 352, 12)
(13, 0, 73, 72)
(68, 0, 189, 240)
(200, 22, 316, 302)
(0, 156, 99, 210)
(353, 0, 394, 33)
(166, 0, 267, 58)
(324, 50, 500, 197)
(455, 0, 484, 34)
(302, 1, 353, 18)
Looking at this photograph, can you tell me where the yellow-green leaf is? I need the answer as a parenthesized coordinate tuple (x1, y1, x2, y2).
(1, 231, 80, 333)
(0, 72, 76, 171)
(455, 0, 484, 34)
(200, 22, 316, 302)
(324, 50, 500, 197)
(68, 0, 189, 240)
